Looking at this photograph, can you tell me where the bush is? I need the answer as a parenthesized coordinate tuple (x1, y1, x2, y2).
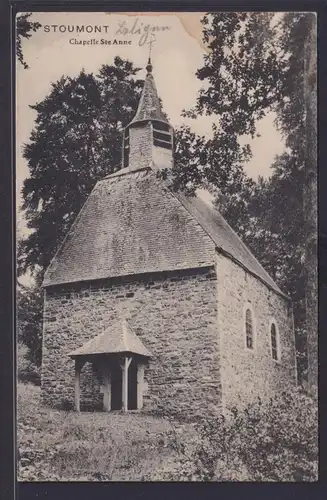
(162, 389, 318, 482)
(17, 342, 41, 385)
(17, 285, 43, 367)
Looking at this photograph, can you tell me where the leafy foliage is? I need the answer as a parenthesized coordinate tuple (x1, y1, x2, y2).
(17, 342, 41, 385)
(153, 390, 318, 482)
(174, 13, 309, 293)
(16, 13, 41, 69)
(17, 284, 43, 367)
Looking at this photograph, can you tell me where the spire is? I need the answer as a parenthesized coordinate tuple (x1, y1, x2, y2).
(122, 56, 174, 171)
(128, 59, 169, 126)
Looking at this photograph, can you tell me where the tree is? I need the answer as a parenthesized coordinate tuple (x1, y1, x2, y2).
(303, 15, 317, 392)
(178, 12, 308, 280)
(18, 57, 142, 280)
(170, 12, 316, 385)
(16, 13, 41, 69)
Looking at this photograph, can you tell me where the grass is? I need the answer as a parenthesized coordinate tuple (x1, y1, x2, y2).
(17, 382, 317, 482)
(17, 382, 186, 481)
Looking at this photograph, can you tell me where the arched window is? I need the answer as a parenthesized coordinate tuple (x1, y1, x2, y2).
(245, 308, 254, 349)
(270, 322, 280, 360)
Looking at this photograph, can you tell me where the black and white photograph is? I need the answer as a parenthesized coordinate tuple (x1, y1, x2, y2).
(16, 11, 318, 482)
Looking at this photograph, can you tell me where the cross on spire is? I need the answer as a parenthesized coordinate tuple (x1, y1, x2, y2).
(146, 34, 156, 73)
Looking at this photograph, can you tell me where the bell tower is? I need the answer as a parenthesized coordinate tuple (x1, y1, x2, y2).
(122, 58, 174, 171)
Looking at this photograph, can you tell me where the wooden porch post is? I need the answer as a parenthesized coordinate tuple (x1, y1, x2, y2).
(137, 364, 145, 410)
(74, 358, 85, 412)
(121, 356, 132, 412)
(102, 365, 111, 412)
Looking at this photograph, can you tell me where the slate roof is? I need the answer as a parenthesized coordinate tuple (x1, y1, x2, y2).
(171, 188, 283, 295)
(68, 319, 151, 358)
(43, 167, 216, 287)
(43, 166, 285, 297)
(128, 59, 169, 127)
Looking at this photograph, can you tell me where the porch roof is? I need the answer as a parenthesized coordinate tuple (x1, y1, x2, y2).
(68, 320, 152, 359)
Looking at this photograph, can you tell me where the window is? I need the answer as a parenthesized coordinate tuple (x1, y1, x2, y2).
(245, 308, 254, 349)
(270, 322, 279, 360)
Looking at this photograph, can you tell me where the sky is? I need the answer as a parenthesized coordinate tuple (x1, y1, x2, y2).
(16, 12, 286, 282)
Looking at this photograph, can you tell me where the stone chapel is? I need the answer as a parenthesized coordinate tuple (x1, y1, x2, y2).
(41, 58, 297, 417)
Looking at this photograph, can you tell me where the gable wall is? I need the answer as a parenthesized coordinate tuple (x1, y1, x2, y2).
(216, 252, 297, 411)
(41, 268, 221, 418)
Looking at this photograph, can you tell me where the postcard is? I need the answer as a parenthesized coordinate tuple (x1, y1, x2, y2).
(16, 11, 318, 482)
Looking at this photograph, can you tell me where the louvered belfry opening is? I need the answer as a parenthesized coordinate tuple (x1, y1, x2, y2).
(153, 120, 173, 150)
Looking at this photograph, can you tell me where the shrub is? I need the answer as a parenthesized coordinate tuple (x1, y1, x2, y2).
(17, 285, 43, 367)
(17, 342, 41, 385)
(164, 389, 318, 482)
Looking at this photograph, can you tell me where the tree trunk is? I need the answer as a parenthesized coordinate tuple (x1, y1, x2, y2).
(303, 14, 318, 394)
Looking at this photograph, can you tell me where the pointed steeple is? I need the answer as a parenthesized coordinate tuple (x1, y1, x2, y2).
(128, 57, 170, 127)
(122, 58, 174, 171)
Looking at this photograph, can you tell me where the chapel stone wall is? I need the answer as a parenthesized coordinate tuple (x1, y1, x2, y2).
(41, 267, 221, 418)
(216, 253, 297, 411)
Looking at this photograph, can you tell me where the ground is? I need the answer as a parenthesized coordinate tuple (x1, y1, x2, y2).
(17, 382, 190, 481)
(17, 381, 318, 482)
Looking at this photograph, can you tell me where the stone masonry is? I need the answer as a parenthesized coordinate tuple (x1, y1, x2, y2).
(128, 124, 174, 172)
(128, 123, 154, 171)
(42, 250, 297, 416)
(216, 253, 297, 410)
(41, 267, 221, 417)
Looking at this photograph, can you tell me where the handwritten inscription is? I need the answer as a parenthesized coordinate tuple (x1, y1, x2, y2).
(115, 18, 171, 46)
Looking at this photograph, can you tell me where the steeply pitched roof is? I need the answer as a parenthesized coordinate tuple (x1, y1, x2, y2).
(43, 166, 285, 298)
(43, 168, 216, 287)
(128, 60, 169, 126)
(171, 189, 284, 295)
(68, 319, 151, 358)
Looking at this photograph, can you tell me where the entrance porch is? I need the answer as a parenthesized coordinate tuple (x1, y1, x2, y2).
(68, 320, 151, 412)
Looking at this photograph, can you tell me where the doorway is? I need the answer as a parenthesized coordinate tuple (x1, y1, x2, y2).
(110, 358, 138, 410)
(111, 361, 122, 410)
